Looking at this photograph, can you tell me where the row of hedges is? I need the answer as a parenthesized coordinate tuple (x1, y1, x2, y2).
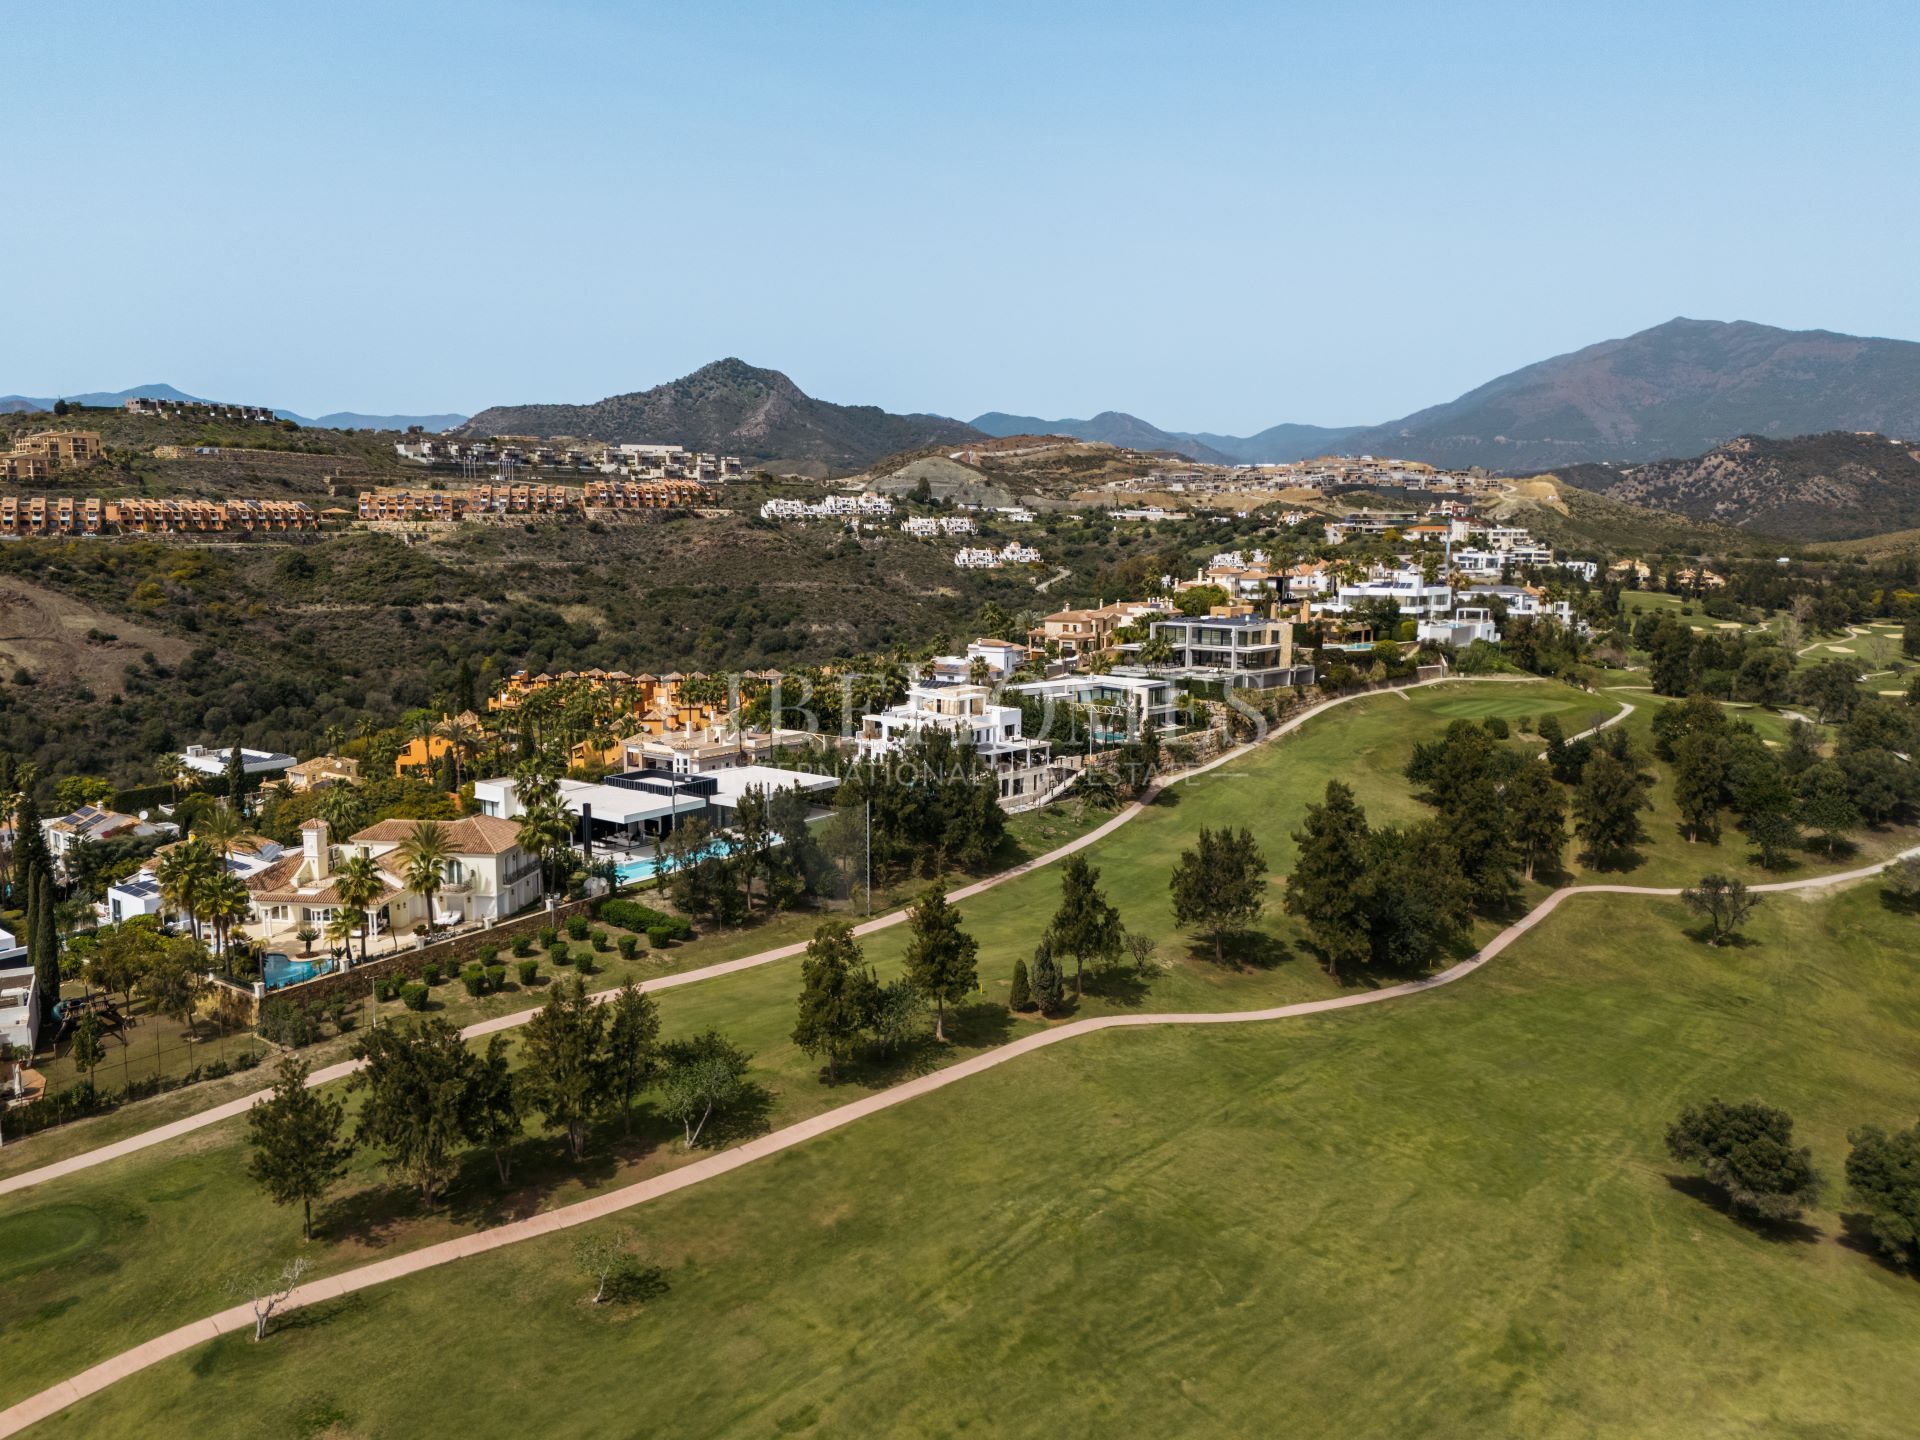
(594, 897, 694, 942)
(4, 1051, 264, 1137)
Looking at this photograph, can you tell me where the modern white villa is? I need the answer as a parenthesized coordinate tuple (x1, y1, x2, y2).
(859, 681, 1058, 805)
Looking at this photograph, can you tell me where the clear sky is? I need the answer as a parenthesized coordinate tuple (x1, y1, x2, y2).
(8, 0, 1918, 431)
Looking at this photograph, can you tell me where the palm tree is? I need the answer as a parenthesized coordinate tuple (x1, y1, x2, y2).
(515, 798, 574, 901)
(332, 852, 385, 962)
(155, 752, 188, 803)
(156, 839, 220, 944)
(200, 870, 253, 973)
(321, 724, 347, 756)
(397, 820, 455, 934)
(434, 714, 483, 789)
(325, 908, 363, 962)
(194, 801, 247, 862)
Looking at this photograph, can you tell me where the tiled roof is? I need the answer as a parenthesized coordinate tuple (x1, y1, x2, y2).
(348, 814, 524, 856)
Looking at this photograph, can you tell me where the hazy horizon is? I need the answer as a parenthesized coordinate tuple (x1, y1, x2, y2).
(10, 0, 1919, 432)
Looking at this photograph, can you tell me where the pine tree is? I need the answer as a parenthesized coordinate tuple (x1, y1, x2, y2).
(1029, 941, 1065, 1016)
(1285, 780, 1372, 977)
(1168, 826, 1268, 964)
(1046, 856, 1123, 999)
(1008, 958, 1032, 1013)
(1505, 762, 1567, 881)
(32, 859, 58, 1025)
(792, 919, 878, 1080)
(902, 888, 978, 1042)
(246, 1056, 354, 1239)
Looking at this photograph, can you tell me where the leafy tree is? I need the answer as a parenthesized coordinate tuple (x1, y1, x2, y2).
(1504, 761, 1567, 880)
(1285, 780, 1372, 977)
(246, 1056, 353, 1239)
(659, 1029, 752, 1148)
(1798, 659, 1861, 725)
(70, 1011, 105, 1087)
(143, 937, 209, 1039)
(1008, 957, 1032, 1012)
(792, 919, 878, 1080)
(1671, 731, 1728, 843)
(1883, 854, 1920, 913)
(351, 1017, 475, 1205)
(1168, 826, 1268, 964)
(518, 975, 609, 1160)
(1665, 1098, 1823, 1222)
(606, 981, 661, 1134)
(1796, 762, 1860, 856)
(1029, 939, 1066, 1015)
(1356, 822, 1473, 970)
(1572, 733, 1653, 867)
(576, 1228, 650, 1305)
(1846, 1122, 1920, 1269)
(1681, 873, 1761, 946)
(902, 888, 978, 1042)
(868, 977, 925, 1055)
(1046, 855, 1124, 999)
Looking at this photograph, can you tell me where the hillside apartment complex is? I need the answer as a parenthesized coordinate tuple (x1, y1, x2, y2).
(357, 478, 707, 522)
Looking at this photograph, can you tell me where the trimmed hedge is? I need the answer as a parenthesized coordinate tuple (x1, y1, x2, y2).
(400, 982, 430, 1011)
(597, 898, 693, 941)
(516, 958, 539, 986)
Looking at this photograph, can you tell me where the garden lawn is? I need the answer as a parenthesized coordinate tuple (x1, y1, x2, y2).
(22, 875, 1920, 1439)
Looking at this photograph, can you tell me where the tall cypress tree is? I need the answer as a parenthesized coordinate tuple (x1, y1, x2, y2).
(32, 856, 59, 1025)
(226, 744, 248, 812)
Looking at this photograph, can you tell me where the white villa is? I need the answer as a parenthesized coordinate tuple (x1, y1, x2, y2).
(244, 816, 543, 949)
(858, 681, 1058, 806)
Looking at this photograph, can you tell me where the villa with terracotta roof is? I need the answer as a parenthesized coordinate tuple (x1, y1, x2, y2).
(244, 815, 543, 950)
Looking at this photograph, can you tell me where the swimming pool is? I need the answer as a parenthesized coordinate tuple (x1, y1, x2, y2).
(613, 839, 730, 885)
(262, 953, 334, 991)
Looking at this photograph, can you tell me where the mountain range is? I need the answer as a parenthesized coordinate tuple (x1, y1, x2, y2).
(458, 358, 978, 468)
(0, 382, 466, 432)
(1552, 431, 1920, 542)
(972, 318, 1920, 470)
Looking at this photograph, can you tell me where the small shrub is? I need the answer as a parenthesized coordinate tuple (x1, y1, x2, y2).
(257, 997, 319, 1047)
(590, 929, 610, 952)
(400, 983, 430, 1012)
(617, 934, 639, 960)
(422, 963, 442, 986)
(539, 926, 558, 949)
(478, 944, 500, 966)
(511, 934, 534, 957)
(462, 966, 487, 998)
(566, 915, 590, 940)
(574, 951, 595, 977)
(550, 942, 572, 966)
(485, 964, 507, 992)
(599, 899, 693, 940)
(516, 958, 539, 986)
(1482, 716, 1510, 740)
(646, 925, 672, 950)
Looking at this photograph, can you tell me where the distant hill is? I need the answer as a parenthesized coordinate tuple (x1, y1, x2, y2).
(1330, 319, 1920, 471)
(977, 318, 1920, 472)
(0, 382, 203, 413)
(1549, 430, 1920, 541)
(969, 411, 1239, 465)
(277, 410, 470, 432)
(463, 359, 980, 469)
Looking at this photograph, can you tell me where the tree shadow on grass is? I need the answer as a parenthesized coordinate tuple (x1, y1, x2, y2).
(1681, 924, 1764, 951)
(1177, 931, 1294, 975)
(946, 999, 1016, 1048)
(699, 1080, 775, 1150)
(1878, 891, 1920, 918)
(1086, 965, 1155, 1007)
(1835, 1211, 1919, 1277)
(1662, 1174, 1822, 1244)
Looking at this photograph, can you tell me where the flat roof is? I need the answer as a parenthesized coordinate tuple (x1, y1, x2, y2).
(707, 765, 839, 804)
(558, 778, 707, 827)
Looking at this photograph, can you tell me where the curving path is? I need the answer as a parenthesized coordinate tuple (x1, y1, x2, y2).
(5, 829, 1915, 1438)
(1, 674, 1571, 1201)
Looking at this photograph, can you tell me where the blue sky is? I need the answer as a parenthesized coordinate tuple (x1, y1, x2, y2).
(8, 0, 1917, 430)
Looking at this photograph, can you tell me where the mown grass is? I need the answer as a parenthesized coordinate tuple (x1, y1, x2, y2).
(5, 678, 1913, 1430)
(24, 878, 1920, 1439)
